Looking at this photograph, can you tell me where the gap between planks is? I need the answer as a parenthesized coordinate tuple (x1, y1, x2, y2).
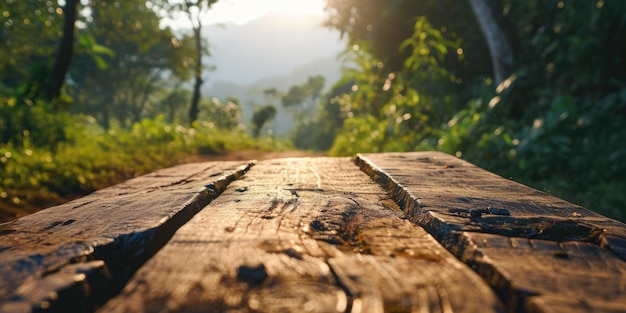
(355, 152, 626, 313)
(100, 157, 502, 313)
(0, 161, 253, 312)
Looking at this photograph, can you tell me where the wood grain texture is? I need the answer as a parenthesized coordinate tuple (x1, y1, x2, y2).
(0, 161, 253, 312)
(100, 157, 502, 313)
(355, 152, 626, 313)
(526, 294, 626, 313)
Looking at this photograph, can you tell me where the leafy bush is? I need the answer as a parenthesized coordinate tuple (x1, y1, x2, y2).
(326, 18, 457, 156)
(200, 97, 243, 131)
(0, 96, 72, 148)
(317, 3, 626, 221)
(251, 105, 277, 137)
(435, 73, 626, 221)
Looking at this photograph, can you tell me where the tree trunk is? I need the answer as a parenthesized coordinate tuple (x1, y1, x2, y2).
(188, 25, 203, 124)
(167, 81, 184, 122)
(468, 0, 515, 84)
(48, 0, 79, 102)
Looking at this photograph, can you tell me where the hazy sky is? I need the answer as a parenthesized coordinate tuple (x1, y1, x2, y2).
(161, 0, 327, 28)
(207, 0, 326, 25)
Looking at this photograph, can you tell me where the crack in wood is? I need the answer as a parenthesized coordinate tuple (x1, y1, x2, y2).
(326, 260, 354, 313)
(354, 152, 626, 313)
(464, 216, 605, 243)
(0, 161, 255, 312)
(96, 157, 503, 312)
(354, 153, 621, 252)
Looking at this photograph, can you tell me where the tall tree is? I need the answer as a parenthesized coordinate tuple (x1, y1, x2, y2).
(47, 0, 79, 102)
(186, 1, 204, 124)
(467, 0, 515, 84)
(159, 0, 218, 124)
(251, 105, 277, 137)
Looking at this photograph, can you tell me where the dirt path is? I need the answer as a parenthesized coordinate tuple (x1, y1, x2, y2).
(180, 150, 327, 163)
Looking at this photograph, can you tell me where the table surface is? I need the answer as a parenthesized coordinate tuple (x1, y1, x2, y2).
(1, 152, 625, 313)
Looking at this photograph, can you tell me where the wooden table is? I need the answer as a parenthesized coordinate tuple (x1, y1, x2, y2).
(1, 152, 625, 312)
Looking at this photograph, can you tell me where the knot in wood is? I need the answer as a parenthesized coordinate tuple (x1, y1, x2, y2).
(236, 264, 267, 286)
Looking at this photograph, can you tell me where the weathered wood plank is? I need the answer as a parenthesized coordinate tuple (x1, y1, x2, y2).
(355, 152, 626, 313)
(100, 157, 502, 312)
(526, 294, 626, 313)
(0, 161, 253, 312)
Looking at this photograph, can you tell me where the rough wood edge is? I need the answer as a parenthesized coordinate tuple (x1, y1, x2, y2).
(353, 152, 626, 260)
(0, 161, 255, 312)
(353, 152, 626, 312)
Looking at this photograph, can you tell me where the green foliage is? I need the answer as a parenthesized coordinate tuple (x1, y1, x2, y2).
(0, 0, 64, 90)
(201, 97, 242, 130)
(319, 0, 626, 221)
(437, 76, 626, 221)
(0, 114, 287, 217)
(0, 96, 71, 147)
(68, 0, 198, 127)
(324, 18, 457, 155)
(0, 0, 304, 221)
(281, 75, 326, 114)
(324, 0, 488, 77)
(76, 32, 115, 70)
(282, 85, 308, 108)
(153, 84, 191, 123)
(290, 80, 352, 151)
(471, 0, 626, 220)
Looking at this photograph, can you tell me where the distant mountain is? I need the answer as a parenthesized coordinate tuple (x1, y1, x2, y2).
(204, 54, 343, 135)
(195, 12, 346, 135)
(202, 12, 346, 86)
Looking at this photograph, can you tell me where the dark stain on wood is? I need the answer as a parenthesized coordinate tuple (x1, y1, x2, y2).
(236, 264, 268, 286)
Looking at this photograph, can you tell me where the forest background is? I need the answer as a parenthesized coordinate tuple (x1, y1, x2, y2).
(1, 0, 625, 222)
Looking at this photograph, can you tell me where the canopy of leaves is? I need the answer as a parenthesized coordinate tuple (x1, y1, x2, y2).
(68, 0, 198, 127)
(1, 0, 64, 92)
(281, 75, 326, 108)
(313, 0, 626, 221)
